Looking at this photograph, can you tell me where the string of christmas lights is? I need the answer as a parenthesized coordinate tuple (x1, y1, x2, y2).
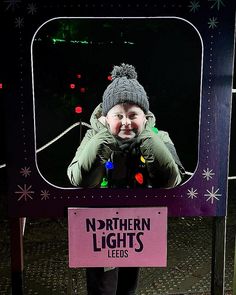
(0, 122, 235, 180)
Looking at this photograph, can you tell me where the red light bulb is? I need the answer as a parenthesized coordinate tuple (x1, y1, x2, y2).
(75, 106, 83, 114)
(135, 172, 143, 184)
(107, 75, 112, 81)
(70, 83, 76, 89)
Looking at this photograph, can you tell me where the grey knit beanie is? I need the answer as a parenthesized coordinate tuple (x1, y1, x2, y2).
(102, 63, 149, 115)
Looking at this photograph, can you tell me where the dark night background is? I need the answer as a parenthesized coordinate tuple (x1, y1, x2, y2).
(33, 18, 201, 187)
(0, 16, 235, 213)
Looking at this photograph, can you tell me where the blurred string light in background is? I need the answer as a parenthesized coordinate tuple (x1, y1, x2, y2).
(0, 115, 236, 180)
(1, 81, 236, 178)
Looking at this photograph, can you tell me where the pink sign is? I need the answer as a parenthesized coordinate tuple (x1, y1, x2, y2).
(68, 207, 167, 268)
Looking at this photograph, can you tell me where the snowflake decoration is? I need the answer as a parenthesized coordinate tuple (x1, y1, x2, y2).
(15, 184, 34, 201)
(202, 168, 215, 181)
(187, 188, 198, 199)
(15, 17, 24, 28)
(4, 0, 21, 11)
(208, 0, 225, 10)
(20, 166, 31, 178)
(204, 186, 221, 204)
(27, 3, 37, 15)
(40, 190, 50, 200)
(188, 0, 200, 12)
(208, 17, 218, 29)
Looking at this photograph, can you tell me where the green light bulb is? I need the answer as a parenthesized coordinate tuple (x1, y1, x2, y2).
(152, 127, 159, 134)
(100, 178, 108, 188)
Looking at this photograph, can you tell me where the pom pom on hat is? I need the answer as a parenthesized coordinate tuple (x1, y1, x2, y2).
(102, 63, 149, 115)
(111, 63, 138, 80)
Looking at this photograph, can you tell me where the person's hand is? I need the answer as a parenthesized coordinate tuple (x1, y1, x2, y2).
(96, 129, 119, 161)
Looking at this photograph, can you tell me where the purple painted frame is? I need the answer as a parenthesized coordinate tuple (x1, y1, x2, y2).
(2, 0, 235, 217)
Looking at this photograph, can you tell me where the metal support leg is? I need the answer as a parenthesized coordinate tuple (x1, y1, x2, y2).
(10, 217, 24, 295)
(211, 216, 226, 295)
(233, 236, 236, 295)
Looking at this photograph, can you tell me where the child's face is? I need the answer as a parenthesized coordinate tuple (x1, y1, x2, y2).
(106, 103, 147, 139)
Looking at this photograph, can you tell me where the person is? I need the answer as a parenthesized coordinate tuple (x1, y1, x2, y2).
(67, 63, 184, 295)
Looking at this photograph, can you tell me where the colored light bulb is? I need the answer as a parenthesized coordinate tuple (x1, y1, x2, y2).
(107, 75, 112, 81)
(135, 172, 144, 184)
(70, 83, 76, 89)
(75, 106, 83, 113)
(100, 178, 108, 188)
(152, 127, 159, 134)
(140, 155, 145, 163)
(105, 161, 114, 169)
